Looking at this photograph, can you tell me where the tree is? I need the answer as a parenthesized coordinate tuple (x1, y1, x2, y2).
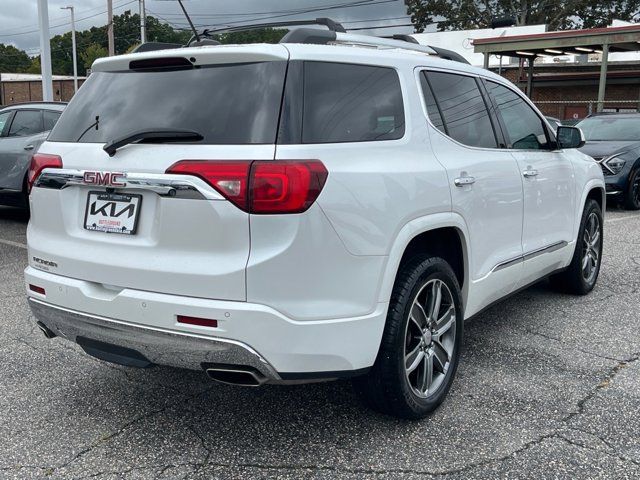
(0, 44, 32, 73)
(406, 0, 640, 32)
(80, 44, 108, 71)
(2, 11, 292, 77)
(25, 56, 41, 74)
(214, 28, 288, 45)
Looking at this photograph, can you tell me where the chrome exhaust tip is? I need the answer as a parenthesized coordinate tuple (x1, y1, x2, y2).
(205, 367, 267, 387)
(36, 321, 56, 339)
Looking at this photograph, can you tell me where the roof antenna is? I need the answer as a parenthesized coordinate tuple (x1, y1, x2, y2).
(177, 0, 200, 43)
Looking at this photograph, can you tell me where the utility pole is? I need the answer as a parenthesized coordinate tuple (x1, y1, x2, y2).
(139, 0, 146, 44)
(37, 0, 54, 101)
(61, 6, 78, 93)
(107, 0, 115, 56)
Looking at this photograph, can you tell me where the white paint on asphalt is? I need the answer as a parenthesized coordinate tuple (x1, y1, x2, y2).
(606, 214, 639, 224)
(0, 238, 27, 250)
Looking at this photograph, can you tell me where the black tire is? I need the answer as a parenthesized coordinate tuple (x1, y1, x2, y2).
(624, 168, 640, 210)
(353, 255, 463, 419)
(550, 199, 603, 295)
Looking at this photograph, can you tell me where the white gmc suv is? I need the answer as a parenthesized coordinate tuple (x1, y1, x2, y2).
(25, 26, 604, 419)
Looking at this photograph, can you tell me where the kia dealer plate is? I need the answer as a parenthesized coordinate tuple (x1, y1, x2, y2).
(84, 191, 142, 235)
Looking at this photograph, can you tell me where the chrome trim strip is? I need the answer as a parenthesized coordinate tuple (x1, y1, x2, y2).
(28, 297, 280, 380)
(523, 240, 568, 261)
(492, 241, 569, 273)
(35, 169, 224, 200)
(492, 256, 523, 273)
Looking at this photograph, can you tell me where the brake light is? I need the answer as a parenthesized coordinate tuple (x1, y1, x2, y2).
(28, 153, 63, 193)
(166, 160, 328, 214)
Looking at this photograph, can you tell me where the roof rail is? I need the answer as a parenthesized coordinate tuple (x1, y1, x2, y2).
(186, 17, 346, 46)
(128, 16, 469, 65)
(280, 26, 470, 64)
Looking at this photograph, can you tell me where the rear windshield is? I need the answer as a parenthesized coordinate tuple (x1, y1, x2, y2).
(49, 61, 287, 145)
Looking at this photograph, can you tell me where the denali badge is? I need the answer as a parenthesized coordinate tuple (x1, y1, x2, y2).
(32, 256, 58, 269)
(83, 171, 126, 187)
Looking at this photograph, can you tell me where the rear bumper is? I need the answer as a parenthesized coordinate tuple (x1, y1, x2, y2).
(29, 297, 282, 380)
(25, 267, 386, 379)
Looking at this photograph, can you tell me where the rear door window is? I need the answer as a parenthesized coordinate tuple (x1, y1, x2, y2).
(43, 110, 62, 131)
(0, 111, 13, 137)
(301, 62, 404, 143)
(422, 71, 497, 149)
(8, 110, 44, 137)
(49, 61, 287, 145)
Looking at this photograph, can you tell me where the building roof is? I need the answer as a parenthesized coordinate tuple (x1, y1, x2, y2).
(473, 23, 640, 58)
(0, 73, 85, 82)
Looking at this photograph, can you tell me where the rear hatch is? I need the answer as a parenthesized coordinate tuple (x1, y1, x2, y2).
(28, 45, 289, 301)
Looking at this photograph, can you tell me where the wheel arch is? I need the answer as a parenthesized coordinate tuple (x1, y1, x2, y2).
(571, 181, 605, 255)
(379, 213, 470, 313)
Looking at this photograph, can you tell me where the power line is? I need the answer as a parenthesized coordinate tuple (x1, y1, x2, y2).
(347, 23, 413, 31)
(147, 0, 388, 18)
(0, 0, 137, 37)
(150, 0, 400, 30)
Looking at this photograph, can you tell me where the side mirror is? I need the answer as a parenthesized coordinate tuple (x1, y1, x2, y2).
(557, 126, 585, 149)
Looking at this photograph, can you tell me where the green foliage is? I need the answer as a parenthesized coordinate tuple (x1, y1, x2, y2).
(0, 10, 289, 75)
(79, 44, 108, 70)
(406, 0, 640, 32)
(213, 28, 288, 45)
(0, 43, 32, 73)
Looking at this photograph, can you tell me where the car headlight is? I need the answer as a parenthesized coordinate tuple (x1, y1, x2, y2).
(603, 153, 627, 174)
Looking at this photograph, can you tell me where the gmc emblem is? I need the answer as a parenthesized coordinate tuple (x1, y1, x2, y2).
(83, 171, 126, 187)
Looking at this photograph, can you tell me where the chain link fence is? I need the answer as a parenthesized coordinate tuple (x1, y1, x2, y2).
(533, 99, 640, 122)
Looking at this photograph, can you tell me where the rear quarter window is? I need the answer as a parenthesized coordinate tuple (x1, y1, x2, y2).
(300, 62, 405, 143)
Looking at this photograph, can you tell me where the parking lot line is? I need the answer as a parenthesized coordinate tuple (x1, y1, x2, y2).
(605, 214, 639, 224)
(0, 238, 27, 250)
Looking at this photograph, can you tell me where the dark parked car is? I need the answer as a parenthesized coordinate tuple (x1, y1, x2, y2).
(0, 102, 65, 208)
(545, 116, 562, 129)
(577, 113, 640, 209)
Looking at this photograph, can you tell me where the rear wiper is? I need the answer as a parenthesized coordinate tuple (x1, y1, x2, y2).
(103, 129, 204, 156)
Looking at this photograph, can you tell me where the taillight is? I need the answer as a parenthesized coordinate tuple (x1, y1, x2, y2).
(28, 153, 63, 193)
(166, 160, 328, 214)
(166, 160, 251, 211)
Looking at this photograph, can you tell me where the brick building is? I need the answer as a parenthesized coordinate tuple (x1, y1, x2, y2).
(493, 61, 640, 120)
(0, 73, 85, 106)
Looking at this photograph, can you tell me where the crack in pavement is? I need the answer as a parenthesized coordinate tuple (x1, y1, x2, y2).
(42, 386, 215, 477)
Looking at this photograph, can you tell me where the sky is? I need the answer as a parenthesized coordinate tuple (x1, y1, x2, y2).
(0, 0, 416, 55)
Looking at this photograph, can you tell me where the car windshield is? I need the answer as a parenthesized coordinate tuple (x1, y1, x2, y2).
(576, 116, 640, 141)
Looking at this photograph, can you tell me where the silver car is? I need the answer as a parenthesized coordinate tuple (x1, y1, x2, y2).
(0, 102, 66, 208)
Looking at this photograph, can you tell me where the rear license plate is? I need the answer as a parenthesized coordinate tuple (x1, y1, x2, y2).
(84, 191, 142, 235)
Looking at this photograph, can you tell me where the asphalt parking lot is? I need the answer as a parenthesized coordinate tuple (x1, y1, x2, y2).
(0, 206, 639, 480)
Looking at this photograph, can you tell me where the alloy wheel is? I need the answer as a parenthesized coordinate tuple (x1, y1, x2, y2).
(404, 279, 456, 398)
(582, 212, 601, 284)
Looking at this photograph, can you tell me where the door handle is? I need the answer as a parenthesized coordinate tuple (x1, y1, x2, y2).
(23, 144, 34, 151)
(522, 167, 538, 178)
(454, 175, 476, 187)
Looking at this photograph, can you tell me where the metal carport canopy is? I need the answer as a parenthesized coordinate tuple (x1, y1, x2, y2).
(473, 24, 640, 111)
